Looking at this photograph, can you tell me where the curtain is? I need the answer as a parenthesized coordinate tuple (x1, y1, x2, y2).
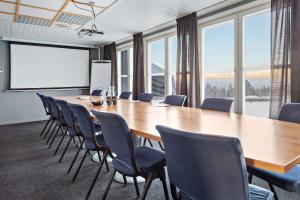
(176, 12, 201, 108)
(104, 42, 118, 93)
(291, 0, 300, 102)
(269, 0, 292, 118)
(269, 0, 300, 118)
(132, 32, 145, 100)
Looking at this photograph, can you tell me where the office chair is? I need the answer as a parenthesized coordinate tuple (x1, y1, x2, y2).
(36, 93, 53, 137)
(157, 125, 273, 200)
(119, 91, 132, 99)
(91, 89, 102, 96)
(138, 93, 154, 102)
(44, 96, 64, 146)
(201, 97, 233, 112)
(164, 95, 186, 106)
(92, 110, 169, 200)
(248, 103, 300, 200)
(69, 104, 109, 199)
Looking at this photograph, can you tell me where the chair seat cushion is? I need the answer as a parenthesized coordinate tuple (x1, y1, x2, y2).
(248, 164, 300, 192)
(112, 146, 166, 176)
(249, 184, 274, 200)
(85, 134, 106, 150)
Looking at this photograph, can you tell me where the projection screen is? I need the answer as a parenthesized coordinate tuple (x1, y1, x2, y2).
(10, 44, 90, 89)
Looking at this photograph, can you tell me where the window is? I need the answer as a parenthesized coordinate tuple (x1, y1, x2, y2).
(146, 34, 177, 99)
(199, 4, 271, 117)
(148, 39, 166, 99)
(243, 10, 271, 117)
(202, 20, 235, 110)
(168, 36, 177, 95)
(117, 48, 133, 95)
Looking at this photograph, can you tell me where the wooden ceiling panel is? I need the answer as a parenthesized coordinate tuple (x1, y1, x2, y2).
(64, 2, 103, 16)
(0, 12, 14, 21)
(21, 0, 64, 10)
(19, 5, 56, 19)
(0, 1, 15, 13)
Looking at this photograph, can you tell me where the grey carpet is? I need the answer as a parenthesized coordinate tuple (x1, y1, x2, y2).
(0, 121, 299, 200)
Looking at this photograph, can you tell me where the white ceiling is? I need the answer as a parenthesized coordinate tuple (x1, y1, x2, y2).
(0, 0, 242, 47)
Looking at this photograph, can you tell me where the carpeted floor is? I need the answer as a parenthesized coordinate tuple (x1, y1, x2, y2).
(0, 121, 299, 200)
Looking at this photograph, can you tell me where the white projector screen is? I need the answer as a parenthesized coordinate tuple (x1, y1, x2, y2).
(10, 44, 90, 89)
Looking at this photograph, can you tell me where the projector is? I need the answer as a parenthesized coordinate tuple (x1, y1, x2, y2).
(77, 28, 104, 38)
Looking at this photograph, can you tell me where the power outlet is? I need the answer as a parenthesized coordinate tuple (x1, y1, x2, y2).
(0, 67, 3, 72)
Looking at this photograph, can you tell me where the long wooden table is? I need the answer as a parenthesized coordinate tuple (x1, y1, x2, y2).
(57, 95, 300, 174)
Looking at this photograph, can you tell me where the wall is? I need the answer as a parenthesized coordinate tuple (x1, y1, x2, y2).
(0, 41, 99, 125)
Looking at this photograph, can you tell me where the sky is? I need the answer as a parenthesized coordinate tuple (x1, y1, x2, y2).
(149, 10, 271, 74)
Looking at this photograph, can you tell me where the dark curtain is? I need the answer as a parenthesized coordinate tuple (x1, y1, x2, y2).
(291, 0, 300, 102)
(176, 13, 201, 108)
(104, 42, 118, 93)
(132, 32, 145, 100)
(269, 0, 300, 118)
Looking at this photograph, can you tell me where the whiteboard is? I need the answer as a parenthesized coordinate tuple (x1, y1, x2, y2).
(90, 61, 111, 93)
(10, 44, 90, 89)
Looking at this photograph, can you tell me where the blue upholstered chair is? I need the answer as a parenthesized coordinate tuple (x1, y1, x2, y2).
(36, 93, 53, 137)
(156, 125, 274, 200)
(119, 91, 132, 99)
(248, 103, 300, 200)
(201, 97, 233, 112)
(164, 95, 186, 106)
(69, 104, 109, 199)
(53, 99, 85, 165)
(44, 96, 64, 146)
(91, 110, 169, 200)
(91, 89, 102, 96)
(138, 93, 154, 102)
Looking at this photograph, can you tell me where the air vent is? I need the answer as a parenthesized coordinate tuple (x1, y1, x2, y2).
(17, 15, 50, 26)
(57, 13, 91, 25)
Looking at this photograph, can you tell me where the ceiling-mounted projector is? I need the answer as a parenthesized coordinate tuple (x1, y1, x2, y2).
(72, 0, 105, 39)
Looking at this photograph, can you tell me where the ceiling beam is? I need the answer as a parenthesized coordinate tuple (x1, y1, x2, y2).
(49, 0, 71, 27)
(0, 11, 14, 15)
(14, 0, 20, 22)
(21, 3, 58, 12)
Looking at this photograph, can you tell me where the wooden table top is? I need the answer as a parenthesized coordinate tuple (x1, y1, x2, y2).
(57, 95, 300, 174)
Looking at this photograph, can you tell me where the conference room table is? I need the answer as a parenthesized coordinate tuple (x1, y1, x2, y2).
(57, 95, 300, 174)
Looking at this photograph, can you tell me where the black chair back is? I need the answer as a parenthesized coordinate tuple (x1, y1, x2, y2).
(91, 90, 102, 96)
(119, 91, 132, 99)
(157, 125, 249, 200)
(91, 111, 138, 170)
(68, 104, 95, 141)
(36, 93, 50, 115)
(201, 98, 233, 112)
(55, 99, 76, 128)
(278, 103, 300, 123)
(138, 93, 153, 102)
(165, 95, 186, 106)
(45, 96, 60, 120)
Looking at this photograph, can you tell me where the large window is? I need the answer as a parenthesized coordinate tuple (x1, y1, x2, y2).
(243, 10, 271, 117)
(148, 39, 166, 98)
(117, 47, 133, 95)
(199, 5, 271, 117)
(146, 34, 177, 99)
(202, 20, 235, 107)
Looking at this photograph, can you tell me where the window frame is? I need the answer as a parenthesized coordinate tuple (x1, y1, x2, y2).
(198, 2, 271, 115)
(144, 30, 177, 97)
(116, 45, 133, 95)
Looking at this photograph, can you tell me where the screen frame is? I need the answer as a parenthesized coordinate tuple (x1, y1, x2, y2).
(9, 41, 91, 90)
